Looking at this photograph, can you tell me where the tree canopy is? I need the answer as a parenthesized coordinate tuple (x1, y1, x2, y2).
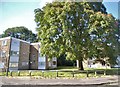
(2, 26, 37, 42)
(34, 1, 118, 70)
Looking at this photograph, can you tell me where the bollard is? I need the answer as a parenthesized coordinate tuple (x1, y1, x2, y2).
(56, 71, 58, 77)
(86, 70, 89, 77)
(10, 71, 12, 76)
(18, 71, 20, 76)
(72, 70, 74, 77)
(29, 71, 32, 76)
(6, 69, 8, 76)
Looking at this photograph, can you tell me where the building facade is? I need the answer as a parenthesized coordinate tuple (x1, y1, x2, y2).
(0, 37, 11, 71)
(0, 37, 57, 71)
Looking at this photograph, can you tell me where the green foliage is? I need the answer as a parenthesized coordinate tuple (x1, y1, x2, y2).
(88, 13, 118, 65)
(34, 1, 118, 67)
(57, 54, 76, 66)
(2, 26, 37, 42)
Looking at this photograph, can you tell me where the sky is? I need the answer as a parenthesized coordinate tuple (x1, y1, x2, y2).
(0, 0, 119, 34)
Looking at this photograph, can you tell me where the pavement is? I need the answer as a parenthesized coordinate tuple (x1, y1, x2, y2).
(0, 75, 119, 87)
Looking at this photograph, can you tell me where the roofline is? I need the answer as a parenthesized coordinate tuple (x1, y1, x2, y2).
(0, 36, 11, 41)
(11, 37, 30, 44)
(31, 42, 41, 45)
(0, 36, 30, 44)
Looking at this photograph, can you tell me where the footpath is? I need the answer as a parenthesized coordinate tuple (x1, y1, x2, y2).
(0, 75, 119, 87)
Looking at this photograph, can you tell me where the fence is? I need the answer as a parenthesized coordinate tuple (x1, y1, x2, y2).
(0, 70, 110, 78)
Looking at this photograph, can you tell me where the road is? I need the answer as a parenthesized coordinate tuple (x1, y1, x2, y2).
(0, 76, 119, 87)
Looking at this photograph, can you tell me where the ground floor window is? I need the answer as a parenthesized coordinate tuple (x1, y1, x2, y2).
(9, 62, 18, 68)
(53, 61, 56, 65)
(22, 62, 28, 66)
(38, 62, 45, 66)
(0, 62, 4, 68)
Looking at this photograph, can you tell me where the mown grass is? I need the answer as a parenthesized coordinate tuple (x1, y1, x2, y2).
(0, 66, 119, 79)
(57, 66, 120, 75)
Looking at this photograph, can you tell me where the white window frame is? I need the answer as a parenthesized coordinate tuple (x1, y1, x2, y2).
(1, 51, 6, 58)
(10, 51, 19, 56)
(22, 62, 28, 66)
(0, 62, 4, 68)
(2, 40, 7, 46)
(9, 62, 18, 68)
(39, 62, 45, 66)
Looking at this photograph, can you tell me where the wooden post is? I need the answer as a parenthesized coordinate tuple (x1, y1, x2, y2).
(42, 71, 44, 77)
(10, 71, 12, 76)
(72, 70, 74, 77)
(104, 70, 106, 75)
(6, 69, 8, 76)
(95, 71, 97, 76)
(87, 70, 89, 77)
(56, 71, 58, 77)
(29, 71, 32, 76)
(18, 71, 20, 76)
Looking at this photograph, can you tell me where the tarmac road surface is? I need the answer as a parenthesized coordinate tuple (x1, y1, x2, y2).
(0, 76, 119, 87)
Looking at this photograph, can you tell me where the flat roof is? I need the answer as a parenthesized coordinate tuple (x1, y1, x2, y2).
(0, 37, 42, 45)
(0, 37, 11, 41)
(0, 36, 30, 44)
(31, 42, 41, 45)
(12, 37, 30, 44)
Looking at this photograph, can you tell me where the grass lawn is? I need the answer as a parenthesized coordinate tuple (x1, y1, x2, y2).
(57, 66, 120, 75)
(56, 66, 78, 71)
(0, 66, 119, 79)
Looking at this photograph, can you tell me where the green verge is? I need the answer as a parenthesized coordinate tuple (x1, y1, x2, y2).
(0, 67, 119, 79)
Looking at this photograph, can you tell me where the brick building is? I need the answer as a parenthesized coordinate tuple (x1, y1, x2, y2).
(0, 37, 57, 71)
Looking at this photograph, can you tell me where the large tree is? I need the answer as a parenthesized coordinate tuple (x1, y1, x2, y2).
(34, 1, 118, 70)
(2, 26, 37, 42)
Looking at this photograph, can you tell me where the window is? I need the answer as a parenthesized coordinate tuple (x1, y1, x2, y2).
(53, 61, 56, 65)
(22, 62, 28, 66)
(9, 63, 18, 68)
(10, 51, 19, 56)
(39, 49, 43, 57)
(0, 62, 4, 68)
(1, 51, 6, 58)
(2, 40, 7, 46)
(39, 62, 45, 66)
(33, 54, 35, 58)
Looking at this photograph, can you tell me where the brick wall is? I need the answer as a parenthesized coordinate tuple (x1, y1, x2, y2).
(29, 44, 38, 70)
(18, 41, 30, 70)
(0, 38, 11, 72)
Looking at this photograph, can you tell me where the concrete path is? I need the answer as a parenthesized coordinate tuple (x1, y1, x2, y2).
(0, 76, 119, 87)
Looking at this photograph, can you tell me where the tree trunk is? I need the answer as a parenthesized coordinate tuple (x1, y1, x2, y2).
(76, 60, 84, 70)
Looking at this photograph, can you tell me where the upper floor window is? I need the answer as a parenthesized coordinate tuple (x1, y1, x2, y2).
(0, 51, 6, 58)
(2, 40, 7, 46)
(10, 51, 19, 56)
